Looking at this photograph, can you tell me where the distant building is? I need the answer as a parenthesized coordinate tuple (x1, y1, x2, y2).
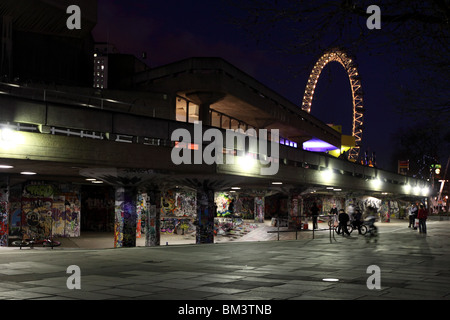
(93, 42, 149, 90)
(0, 0, 97, 86)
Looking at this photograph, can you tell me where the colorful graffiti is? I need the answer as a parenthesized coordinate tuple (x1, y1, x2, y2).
(0, 201, 8, 247)
(254, 197, 265, 223)
(196, 190, 215, 244)
(51, 197, 66, 237)
(235, 196, 254, 219)
(215, 192, 235, 217)
(21, 197, 53, 240)
(114, 188, 137, 248)
(161, 189, 196, 217)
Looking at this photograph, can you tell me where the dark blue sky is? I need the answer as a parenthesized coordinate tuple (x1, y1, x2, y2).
(92, 0, 414, 171)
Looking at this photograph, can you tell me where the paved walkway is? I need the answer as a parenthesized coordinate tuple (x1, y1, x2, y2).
(0, 219, 449, 302)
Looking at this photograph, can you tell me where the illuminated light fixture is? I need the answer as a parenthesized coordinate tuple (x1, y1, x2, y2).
(21, 171, 36, 175)
(371, 178, 382, 188)
(421, 187, 429, 196)
(272, 182, 283, 185)
(303, 139, 338, 152)
(237, 154, 256, 171)
(322, 278, 340, 282)
(0, 165, 13, 169)
(231, 187, 241, 190)
(333, 189, 342, 192)
(86, 178, 96, 181)
(326, 187, 334, 190)
(92, 180, 104, 184)
(413, 186, 421, 195)
(0, 128, 25, 150)
(403, 184, 411, 193)
(320, 168, 334, 183)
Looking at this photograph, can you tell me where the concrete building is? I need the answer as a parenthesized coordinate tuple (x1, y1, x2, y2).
(0, 1, 432, 249)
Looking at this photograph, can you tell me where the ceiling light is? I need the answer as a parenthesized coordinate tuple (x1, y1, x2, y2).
(21, 171, 37, 175)
(322, 278, 340, 282)
(0, 165, 13, 169)
(272, 182, 283, 185)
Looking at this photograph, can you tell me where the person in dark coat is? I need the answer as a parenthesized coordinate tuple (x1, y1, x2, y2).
(311, 202, 320, 229)
(337, 209, 350, 236)
(417, 204, 428, 234)
(353, 209, 363, 234)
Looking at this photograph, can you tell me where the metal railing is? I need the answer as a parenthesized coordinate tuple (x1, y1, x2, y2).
(267, 215, 338, 242)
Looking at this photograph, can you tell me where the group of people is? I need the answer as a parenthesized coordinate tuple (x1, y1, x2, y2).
(310, 201, 430, 236)
(310, 203, 364, 236)
(334, 206, 364, 236)
(408, 202, 428, 234)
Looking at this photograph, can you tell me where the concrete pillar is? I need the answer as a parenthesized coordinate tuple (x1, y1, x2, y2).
(254, 196, 265, 223)
(196, 188, 215, 244)
(186, 92, 225, 126)
(145, 189, 161, 247)
(114, 187, 137, 248)
(0, 182, 9, 247)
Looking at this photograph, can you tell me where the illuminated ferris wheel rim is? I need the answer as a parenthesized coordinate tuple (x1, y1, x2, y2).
(302, 48, 365, 161)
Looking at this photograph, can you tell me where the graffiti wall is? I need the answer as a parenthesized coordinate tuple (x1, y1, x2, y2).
(3, 182, 83, 240)
(235, 196, 254, 219)
(254, 197, 264, 223)
(215, 192, 235, 217)
(0, 185, 8, 247)
(8, 185, 22, 237)
(161, 189, 196, 217)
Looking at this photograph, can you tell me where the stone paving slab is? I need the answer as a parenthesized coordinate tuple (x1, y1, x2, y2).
(0, 219, 449, 305)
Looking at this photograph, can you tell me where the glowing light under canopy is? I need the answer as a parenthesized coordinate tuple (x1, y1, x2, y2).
(303, 139, 338, 152)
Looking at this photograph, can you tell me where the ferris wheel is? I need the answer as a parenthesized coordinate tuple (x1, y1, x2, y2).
(302, 48, 365, 161)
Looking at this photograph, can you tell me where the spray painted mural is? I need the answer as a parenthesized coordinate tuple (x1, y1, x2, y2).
(0, 186, 8, 247)
(215, 192, 235, 217)
(11, 182, 82, 240)
(161, 189, 196, 217)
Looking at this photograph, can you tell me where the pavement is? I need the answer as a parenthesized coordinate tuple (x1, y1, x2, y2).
(0, 218, 449, 305)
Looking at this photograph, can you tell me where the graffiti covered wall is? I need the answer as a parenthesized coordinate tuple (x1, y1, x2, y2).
(10, 182, 82, 240)
(0, 185, 8, 247)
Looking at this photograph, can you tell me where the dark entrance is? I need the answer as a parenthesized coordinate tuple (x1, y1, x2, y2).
(80, 185, 115, 232)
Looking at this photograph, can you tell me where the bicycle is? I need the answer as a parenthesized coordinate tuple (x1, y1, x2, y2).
(349, 220, 368, 235)
(11, 236, 61, 249)
(11, 229, 61, 249)
(364, 216, 378, 243)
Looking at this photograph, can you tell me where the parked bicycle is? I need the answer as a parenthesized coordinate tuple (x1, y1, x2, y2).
(11, 235, 61, 249)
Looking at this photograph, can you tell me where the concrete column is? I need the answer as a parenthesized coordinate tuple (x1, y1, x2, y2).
(0, 183, 9, 247)
(196, 188, 215, 244)
(186, 92, 225, 126)
(114, 187, 137, 248)
(145, 189, 161, 247)
(254, 196, 265, 223)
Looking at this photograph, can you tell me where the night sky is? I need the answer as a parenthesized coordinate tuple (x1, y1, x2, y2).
(92, 0, 422, 172)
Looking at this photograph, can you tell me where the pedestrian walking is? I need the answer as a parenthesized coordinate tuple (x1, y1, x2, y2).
(337, 209, 350, 236)
(411, 203, 418, 230)
(311, 202, 319, 229)
(408, 203, 415, 228)
(417, 204, 428, 234)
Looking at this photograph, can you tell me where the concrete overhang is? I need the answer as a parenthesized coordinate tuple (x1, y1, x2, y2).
(131, 57, 341, 149)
